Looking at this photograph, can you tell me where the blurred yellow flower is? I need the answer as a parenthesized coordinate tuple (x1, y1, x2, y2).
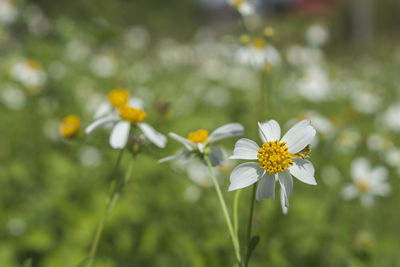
(252, 38, 266, 50)
(108, 88, 129, 107)
(60, 115, 80, 138)
(264, 27, 275, 38)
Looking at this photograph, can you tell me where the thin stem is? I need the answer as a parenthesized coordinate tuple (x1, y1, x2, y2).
(233, 189, 241, 237)
(244, 183, 257, 267)
(204, 156, 242, 265)
(88, 149, 124, 260)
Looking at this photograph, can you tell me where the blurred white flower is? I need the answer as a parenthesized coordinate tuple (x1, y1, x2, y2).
(385, 147, 400, 167)
(341, 158, 390, 207)
(297, 66, 330, 102)
(382, 103, 400, 131)
(228, 0, 255, 16)
(78, 146, 102, 167)
(90, 54, 117, 78)
(186, 161, 213, 187)
(305, 24, 329, 47)
(48, 61, 66, 80)
(335, 128, 361, 153)
(183, 185, 202, 202)
(299, 111, 335, 139)
(351, 90, 381, 115)
(1, 85, 26, 110)
(366, 133, 393, 153)
(86, 89, 166, 149)
(159, 123, 244, 167)
(286, 45, 324, 67)
(24, 5, 50, 36)
(236, 39, 281, 70)
(0, 0, 17, 24)
(10, 59, 47, 89)
(123, 25, 150, 50)
(65, 40, 91, 62)
(229, 120, 317, 211)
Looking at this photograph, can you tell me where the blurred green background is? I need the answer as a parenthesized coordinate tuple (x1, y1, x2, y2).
(1, 0, 400, 266)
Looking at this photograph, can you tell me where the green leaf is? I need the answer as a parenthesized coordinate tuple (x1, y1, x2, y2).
(246, 235, 260, 265)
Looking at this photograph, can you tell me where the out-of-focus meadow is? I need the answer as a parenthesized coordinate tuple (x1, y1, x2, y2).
(1, 0, 400, 266)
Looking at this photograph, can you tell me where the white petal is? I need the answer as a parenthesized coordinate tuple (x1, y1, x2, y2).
(371, 183, 391, 196)
(289, 158, 317, 185)
(341, 184, 358, 200)
(256, 173, 275, 201)
(370, 166, 388, 183)
(128, 97, 144, 109)
(281, 120, 316, 154)
(229, 138, 259, 160)
(158, 151, 187, 163)
(109, 121, 131, 149)
(360, 194, 375, 207)
(278, 170, 293, 207)
(205, 146, 225, 166)
(258, 120, 281, 143)
(228, 162, 264, 191)
(138, 123, 167, 148)
(280, 189, 289, 215)
(94, 102, 112, 119)
(208, 123, 244, 143)
(351, 158, 370, 181)
(85, 115, 118, 134)
(169, 132, 196, 150)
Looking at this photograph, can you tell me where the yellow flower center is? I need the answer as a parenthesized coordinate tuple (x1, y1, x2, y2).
(239, 34, 251, 45)
(60, 115, 80, 138)
(264, 27, 275, 38)
(119, 104, 147, 123)
(356, 180, 371, 193)
(187, 129, 209, 143)
(108, 88, 129, 107)
(231, 0, 244, 8)
(257, 141, 294, 174)
(252, 38, 266, 49)
(27, 59, 40, 70)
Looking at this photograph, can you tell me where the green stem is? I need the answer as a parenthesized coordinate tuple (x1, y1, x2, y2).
(204, 156, 242, 265)
(88, 149, 125, 260)
(233, 189, 241, 237)
(245, 184, 257, 267)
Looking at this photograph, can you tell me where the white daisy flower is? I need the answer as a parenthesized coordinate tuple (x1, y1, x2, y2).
(228, 120, 317, 209)
(10, 59, 47, 89)
(341, 158, 390, 207)
(159, 123, 244, 167)
(305, 24, 329, 47)
(236, 38, 281, 70)
(0, 0, 18, 24)
(85, 89, 166, 149)
(228, 0, 255, 16)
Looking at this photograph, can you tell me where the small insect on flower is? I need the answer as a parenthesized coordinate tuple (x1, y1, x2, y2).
(85, 89, 166, 149)
(60, 115, 81, 138)
(341, 158, 390, 207)
(229, 120, 317, 210)
(159, 123, 244, 167)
